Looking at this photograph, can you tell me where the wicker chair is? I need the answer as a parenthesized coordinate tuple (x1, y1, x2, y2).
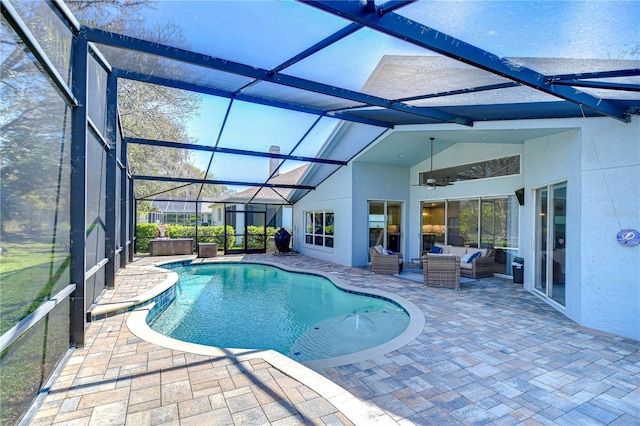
(369, 247, 403, 274)
(460, 251, 495, 279)
(423, 254, 460, 289)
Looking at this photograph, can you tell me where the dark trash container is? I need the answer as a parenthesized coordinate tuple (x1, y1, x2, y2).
(512, 257, 524, 284)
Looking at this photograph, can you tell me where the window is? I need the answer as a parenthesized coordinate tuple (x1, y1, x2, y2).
(480, 198, 520, 249)
(304, 210, 334, 248)
(419, 155, 520, 185)
(421, 202, 445, 251)
(422, 197, 519, 274)
(447, 199, 479, 247)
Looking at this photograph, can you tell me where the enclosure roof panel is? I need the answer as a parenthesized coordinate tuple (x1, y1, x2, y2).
(59, 0, 639, 204)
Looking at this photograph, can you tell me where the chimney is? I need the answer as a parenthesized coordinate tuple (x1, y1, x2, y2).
(269, 145, 280, 177)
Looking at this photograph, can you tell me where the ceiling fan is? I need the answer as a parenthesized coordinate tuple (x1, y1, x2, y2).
(416, 137, 454, 190)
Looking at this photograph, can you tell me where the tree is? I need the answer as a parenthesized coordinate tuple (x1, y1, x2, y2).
(67, 0, 232, 209)
(1, 11, 72, 237)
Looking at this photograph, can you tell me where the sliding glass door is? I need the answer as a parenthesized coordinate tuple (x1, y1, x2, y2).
(420, 197, 519, 274)
(534, 182, 566, 306)
(368, 201, 402, 254)
(447, 200, 479, 247)
(421, 202, 445, 252)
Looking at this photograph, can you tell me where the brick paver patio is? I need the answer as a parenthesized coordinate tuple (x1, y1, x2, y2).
(25, 253, 639, 425)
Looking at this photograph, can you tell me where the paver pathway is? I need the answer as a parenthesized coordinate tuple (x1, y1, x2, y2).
(27, 256, 365, 426)
(26, 253, 640, 425)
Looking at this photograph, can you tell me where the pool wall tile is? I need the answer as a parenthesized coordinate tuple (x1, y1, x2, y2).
(89, 277, 177, 322)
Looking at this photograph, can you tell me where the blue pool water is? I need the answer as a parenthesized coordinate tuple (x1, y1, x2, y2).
(148, 263, 410, 361)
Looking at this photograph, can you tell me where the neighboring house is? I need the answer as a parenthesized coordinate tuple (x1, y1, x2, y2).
(146, 197, 215, 226)
(293, 56, 640, 341)
(208, 161, 306, 230)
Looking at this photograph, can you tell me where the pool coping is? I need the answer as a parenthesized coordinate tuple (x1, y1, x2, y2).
(151, 258, 425, 369)
(89, 264, 184, 321)
(95, 257, 425, 368)
(124, 258, 426, 425)
(127, 304, 398, 426)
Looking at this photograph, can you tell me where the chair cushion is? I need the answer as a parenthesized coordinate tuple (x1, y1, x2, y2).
(461, 251, 482, 264)
(459, 261, 473, 270)
(476, 248, 488, 257)
(433, 244, 447, 254)
(461, 253, 473, 263)
(468, 251, 482, 262)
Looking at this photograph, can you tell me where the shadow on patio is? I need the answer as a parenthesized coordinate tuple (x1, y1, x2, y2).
(28, 253, 639, 425)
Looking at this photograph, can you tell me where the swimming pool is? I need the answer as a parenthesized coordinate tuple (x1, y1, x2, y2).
(148, 262, 410, 362)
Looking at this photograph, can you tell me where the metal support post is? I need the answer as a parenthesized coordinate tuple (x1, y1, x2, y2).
(69, 33, 88, 348)
(104, 71, 117, 288)
(129, 181, 135, 263)
(120, 140, 128, 268)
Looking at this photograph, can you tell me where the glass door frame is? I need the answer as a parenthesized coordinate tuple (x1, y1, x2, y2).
(420, 201, 446, 253)
(368, 200, 403, 257)
(533, 181, 567, 307)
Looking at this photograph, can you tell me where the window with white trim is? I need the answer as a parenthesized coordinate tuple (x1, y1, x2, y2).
(304, 210, 334, 248)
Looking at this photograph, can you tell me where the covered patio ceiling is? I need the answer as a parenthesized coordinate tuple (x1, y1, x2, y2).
(60, 0, 639, 204)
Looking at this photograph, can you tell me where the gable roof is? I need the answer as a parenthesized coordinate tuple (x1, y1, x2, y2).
(217, 165, 310, 205)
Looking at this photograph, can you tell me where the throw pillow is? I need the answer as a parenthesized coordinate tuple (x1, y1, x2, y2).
(431, 246, 443, 254)
(460, 253, 473, 263)
(385, 249, 394, 255)
(374, 245, 385, 255)
(467, 251, 482, 263)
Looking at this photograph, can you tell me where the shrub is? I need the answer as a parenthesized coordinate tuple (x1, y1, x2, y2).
(195, 225, 235, 249)
(246, 226, 278, 249)
(135, 224, 236, 253)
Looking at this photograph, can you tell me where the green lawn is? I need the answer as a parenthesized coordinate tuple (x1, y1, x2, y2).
(0, 242, 70, 335)
(0, 242, 71, 424)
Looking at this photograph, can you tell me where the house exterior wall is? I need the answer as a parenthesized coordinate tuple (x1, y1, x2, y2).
(351, 162, 411, 266)
(294, 116, 639, 340)
(522, 116, 639, 340)
(580, 118, 638, 339)
(523, 128, 583, 327)
(293, 164, 353, 266)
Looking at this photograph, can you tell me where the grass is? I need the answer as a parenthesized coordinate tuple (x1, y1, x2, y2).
(0, 299, 69, 425)
(0, 241, 71, 424)
(0, 242, 70, 335)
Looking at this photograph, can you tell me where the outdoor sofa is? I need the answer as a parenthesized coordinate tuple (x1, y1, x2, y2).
(425, 244, 495, 279)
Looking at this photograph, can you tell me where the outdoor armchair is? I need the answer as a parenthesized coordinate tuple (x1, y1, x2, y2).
(461, 252, 495, 279)
(369, 247, 403, 274)
(423, 254, 460, 289)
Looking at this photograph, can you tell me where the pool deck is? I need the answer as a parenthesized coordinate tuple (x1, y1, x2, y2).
(26, 253, 639, 425)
